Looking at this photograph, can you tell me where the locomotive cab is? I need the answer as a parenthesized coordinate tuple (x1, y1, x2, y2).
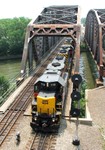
(30, 70, 65, 132)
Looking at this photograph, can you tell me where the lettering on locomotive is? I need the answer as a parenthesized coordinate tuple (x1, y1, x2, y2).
(42, 100, 48, 104)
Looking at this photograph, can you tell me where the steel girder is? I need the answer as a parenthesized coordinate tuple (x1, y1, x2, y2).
(85, 9, 105, 79)
(20, 5, 81, 76)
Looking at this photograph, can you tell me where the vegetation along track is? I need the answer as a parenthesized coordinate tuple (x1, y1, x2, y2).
(0, 41, 63, 146)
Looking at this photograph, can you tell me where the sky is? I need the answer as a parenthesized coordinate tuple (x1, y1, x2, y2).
(0, 0, 105, 19)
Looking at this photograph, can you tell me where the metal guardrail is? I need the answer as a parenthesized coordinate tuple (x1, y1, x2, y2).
(0, 69, 29, 106)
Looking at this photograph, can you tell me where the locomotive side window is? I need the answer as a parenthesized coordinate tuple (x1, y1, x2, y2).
(34, 83, 40, 98)
(34, 85, 38, 91)
(34, 82, 40, 91)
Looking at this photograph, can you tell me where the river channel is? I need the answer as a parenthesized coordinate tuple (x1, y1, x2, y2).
(0, 52, 95, 89)
(0, 59, 21, 81)
(80, 52, 95, 89)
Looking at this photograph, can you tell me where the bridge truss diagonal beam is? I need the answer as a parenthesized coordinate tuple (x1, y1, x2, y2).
(20, 5, 81, 77)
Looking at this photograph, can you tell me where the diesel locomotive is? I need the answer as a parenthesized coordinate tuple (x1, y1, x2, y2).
(30, 40, 74, 132)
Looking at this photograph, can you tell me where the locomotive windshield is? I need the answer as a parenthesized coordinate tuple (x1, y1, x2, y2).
(34, 81, 58, 92)
(39, 81, 59, 92)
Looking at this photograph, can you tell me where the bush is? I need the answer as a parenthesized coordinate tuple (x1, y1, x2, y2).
(0, 76, 10, 96)
(80, 81, 87, 117)
(0, 17, 31, 56)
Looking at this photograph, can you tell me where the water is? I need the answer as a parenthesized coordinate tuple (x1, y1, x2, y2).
(0, 52, 95, 89)
(0, 59, 21, 81)
(80, 52, 95, 89)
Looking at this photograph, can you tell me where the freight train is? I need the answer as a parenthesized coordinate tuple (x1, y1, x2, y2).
(30, 39, 74, 132)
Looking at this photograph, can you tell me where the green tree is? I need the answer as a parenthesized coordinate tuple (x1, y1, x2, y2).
(0, 19, 10, 55)
(0, 17, 31, 56)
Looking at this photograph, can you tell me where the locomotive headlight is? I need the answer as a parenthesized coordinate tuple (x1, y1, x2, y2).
(52, 118, 55, 122)
(34, 117, 37, 121)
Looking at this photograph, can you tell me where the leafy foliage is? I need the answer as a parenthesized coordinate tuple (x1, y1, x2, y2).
(71, 81, 87, 118)
(79, 81, 87, 117)
(0, 17, 31, 56)
(0, 76, 10, 96)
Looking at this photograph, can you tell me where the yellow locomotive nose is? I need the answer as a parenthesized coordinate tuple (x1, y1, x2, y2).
(37, 96, 56, 114)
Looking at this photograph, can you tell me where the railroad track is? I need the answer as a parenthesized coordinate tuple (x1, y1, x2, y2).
(0, 40, 64, 146)
(26, 132, 57, 150)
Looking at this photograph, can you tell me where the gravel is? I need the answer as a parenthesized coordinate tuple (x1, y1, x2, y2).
(1, 85, 105, 150)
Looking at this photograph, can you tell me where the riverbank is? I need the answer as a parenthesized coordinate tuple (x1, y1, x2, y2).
(0, 55, 22, 61)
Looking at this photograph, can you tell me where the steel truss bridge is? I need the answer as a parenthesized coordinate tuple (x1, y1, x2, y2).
(19, 5, 105, 84)
(20, 5, 81, 79)
(85, 9, 105, 81)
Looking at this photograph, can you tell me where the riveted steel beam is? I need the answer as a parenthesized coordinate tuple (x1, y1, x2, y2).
(20, 5, 81, 77)
(85, 9, 105, 80)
